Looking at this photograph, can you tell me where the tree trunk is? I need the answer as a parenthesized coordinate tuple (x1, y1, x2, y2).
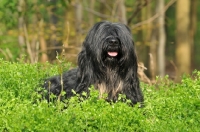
(135, 0, 149, 77)
(48, 0, 60, 60)
(157, 0, 166, 77)
(117, 0, 127, 24)
(89, 0, 95, 27)
(149, 0, 157, 81)
(18, 0, 26, 56)
(63, 3, 78, 64)
(31, 0, 39, 62)
(189, 0, 197, 70)
(39, 19, 48, 63)
(75, 0, 82, 46)
(176, 0, 191, 81)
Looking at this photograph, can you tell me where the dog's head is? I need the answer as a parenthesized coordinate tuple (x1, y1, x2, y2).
(76, 22, 142, 104)
(79, 21, 137, 69)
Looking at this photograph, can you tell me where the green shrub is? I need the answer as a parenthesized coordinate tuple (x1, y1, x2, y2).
(0, 59, 199, 131)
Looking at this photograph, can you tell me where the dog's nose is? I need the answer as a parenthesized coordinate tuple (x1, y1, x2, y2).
(108, 38, 119, 45)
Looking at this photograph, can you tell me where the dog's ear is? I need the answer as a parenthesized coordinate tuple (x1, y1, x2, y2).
(76, 46, 93, 92)
(77, 46, 87, 70)
(126, 49, 144, 103)
(122, 65, 144, 104)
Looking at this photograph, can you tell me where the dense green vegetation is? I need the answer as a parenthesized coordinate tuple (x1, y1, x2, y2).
(0, 59, 199, 131)
(0, 0, 200, 70)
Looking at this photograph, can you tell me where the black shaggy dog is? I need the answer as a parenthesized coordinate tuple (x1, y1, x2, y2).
(43, 21, 144, 105)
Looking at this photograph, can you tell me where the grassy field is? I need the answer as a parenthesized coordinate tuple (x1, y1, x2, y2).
(0, 59, 199, 131)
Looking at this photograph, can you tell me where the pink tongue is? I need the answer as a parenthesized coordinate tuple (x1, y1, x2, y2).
(108, 52, 118, 57)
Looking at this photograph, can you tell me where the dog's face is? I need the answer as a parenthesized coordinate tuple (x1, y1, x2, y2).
(81, 21, 137, 68)
(102, 36, 121, 63)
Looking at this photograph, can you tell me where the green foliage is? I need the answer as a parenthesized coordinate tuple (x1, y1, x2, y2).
(0, 0, 18, 28)
(0, 59, 200, 131)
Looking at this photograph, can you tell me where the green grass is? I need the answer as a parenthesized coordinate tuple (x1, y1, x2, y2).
(0, 59, 199, 131)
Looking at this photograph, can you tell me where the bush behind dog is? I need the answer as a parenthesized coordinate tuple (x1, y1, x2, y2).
(0, 59, 199, 131)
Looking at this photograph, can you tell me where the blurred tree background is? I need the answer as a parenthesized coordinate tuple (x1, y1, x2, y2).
(0, 0, 199, 81)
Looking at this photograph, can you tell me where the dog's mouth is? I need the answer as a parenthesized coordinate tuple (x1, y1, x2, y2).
(106, 38, 120, 58)
(106, 46, 120, 58)
(103, 37, 121, 61)
(107, 51, 118, 57)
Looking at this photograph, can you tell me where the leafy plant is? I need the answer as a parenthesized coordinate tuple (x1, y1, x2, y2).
(0, 59, 199, 131)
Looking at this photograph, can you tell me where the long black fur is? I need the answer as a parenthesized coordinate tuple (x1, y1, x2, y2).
(43, 21, 144, 105)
